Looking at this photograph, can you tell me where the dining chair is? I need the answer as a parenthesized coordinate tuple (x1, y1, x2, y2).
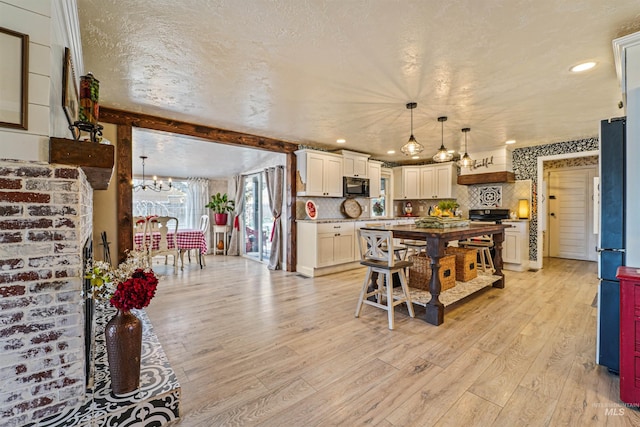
(355, 229, 415, 330)
(188, 214, 209, 266)
(148, 216, 181, 270)
(133, 216, 151, 267)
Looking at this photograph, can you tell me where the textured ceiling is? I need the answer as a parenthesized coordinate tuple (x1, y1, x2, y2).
(78, 0, 640, 178)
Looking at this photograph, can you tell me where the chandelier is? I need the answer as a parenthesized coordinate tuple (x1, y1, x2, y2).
(401, 102, 424, 156)
(433, 116, 453, 162)
(458, 127, 474, 168)
(132, 156, 172, 192)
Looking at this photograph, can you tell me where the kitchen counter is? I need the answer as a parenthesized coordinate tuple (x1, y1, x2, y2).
(296, 216, 423, 223)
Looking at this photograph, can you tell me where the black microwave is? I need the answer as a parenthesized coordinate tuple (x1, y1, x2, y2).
(343, 176, 370, 197)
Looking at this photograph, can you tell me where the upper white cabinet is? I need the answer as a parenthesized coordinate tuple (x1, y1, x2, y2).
(340, 150, 370, 177)
(420, 163, 457, 199)
(393, 166, 420, 199)
(296, 149, 343, 197)
(368, 160, 382, 198)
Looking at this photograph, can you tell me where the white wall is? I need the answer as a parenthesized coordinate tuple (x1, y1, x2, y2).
(0, 0, 82, 162)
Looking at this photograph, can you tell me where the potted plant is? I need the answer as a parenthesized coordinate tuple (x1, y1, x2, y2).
(206, 192, 235, 225)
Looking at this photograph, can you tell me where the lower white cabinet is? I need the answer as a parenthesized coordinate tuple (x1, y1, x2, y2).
(502, 220, 530, 271)
(297, 221, 356, 277)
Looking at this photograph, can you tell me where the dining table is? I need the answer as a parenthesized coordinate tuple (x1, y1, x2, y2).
(134, 229, 208, 268)
(361, 222, 510, 326)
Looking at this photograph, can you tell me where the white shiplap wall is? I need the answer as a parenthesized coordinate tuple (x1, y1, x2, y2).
(0, 0, 83, 162)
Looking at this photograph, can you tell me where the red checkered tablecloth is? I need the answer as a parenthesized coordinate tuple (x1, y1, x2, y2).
(134, 229, 207, 254)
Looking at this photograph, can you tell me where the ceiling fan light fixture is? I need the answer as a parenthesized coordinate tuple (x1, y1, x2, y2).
(401, 102, 424, 156)
(458, 127, 474, 168)
(433, 116, 453, 162)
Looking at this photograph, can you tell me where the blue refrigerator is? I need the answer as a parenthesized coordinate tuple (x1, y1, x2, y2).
(596, 117, 626, 374)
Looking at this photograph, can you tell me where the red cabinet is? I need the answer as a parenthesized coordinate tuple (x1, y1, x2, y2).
(617, 266, 640, 405)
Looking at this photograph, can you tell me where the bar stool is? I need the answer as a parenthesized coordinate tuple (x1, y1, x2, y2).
(355, 229, 415, 330)
(459, 238, 495, 273)
(401, 240, 427, 259)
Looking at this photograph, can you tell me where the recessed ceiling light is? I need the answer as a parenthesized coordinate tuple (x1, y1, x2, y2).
(387, 150, 396, 154)
(412, 155, 419, 159)
(336, 138, 346, 144)
(570, 62, 596, 73)
(505, 139, 516, 145)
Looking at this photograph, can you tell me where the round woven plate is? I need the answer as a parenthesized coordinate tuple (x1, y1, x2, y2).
(341, 199, 362, 218)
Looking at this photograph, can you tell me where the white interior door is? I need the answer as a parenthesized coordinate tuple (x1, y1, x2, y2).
(548, 167, 597, 261)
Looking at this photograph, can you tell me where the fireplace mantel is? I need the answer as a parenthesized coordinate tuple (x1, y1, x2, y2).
(49, 137, 115, 190)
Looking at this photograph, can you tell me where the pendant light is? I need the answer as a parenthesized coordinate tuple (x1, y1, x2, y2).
(458, 127, 474, 168)
(433, 116, 453, 162)
(401, 102, 424, 156)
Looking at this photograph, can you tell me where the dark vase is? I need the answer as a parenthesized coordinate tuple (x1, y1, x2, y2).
(214, 213, 228, 225)
(105, 310, 142, 395)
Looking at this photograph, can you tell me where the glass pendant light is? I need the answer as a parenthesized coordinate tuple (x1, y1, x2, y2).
(458, 127, 474, 168)
(401, 102, 424, 156)
(433, 116, 453, 162)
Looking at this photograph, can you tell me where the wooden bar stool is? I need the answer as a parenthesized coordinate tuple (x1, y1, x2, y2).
(355, 229, 415, 330)
(459, 238, 495, 273)
(401, 240, 427, 259)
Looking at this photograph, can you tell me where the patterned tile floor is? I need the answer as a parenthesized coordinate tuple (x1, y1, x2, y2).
(30, 307, 181, 427)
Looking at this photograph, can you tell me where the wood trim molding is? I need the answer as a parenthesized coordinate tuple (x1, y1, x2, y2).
(100, 107, 298, 153)
(116, 125, 133, 263)
(286, 152, 296, 271)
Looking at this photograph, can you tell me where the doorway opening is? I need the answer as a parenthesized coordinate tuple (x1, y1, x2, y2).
(545, 164, 598, 261)
(243, 171, 272, 262)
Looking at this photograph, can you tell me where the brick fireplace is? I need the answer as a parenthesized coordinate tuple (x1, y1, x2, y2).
(0, 159, 92, 426)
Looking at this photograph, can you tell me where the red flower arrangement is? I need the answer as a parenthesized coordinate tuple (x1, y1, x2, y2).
(110, 268, 158, 311)
(86, 251, 159, 311)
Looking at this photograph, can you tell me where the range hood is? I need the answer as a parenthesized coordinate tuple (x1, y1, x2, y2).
(457, 147, 515, 185)
(457, 171, 515, 185)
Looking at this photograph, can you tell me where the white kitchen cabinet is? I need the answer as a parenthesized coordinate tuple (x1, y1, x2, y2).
(419, 163, 457, 199)
(341, 150, 370, 177)
(502, 220, 530, 271)
(297, 221, 356, 277)
(296, 149, 343, 197)
(368, 160, 382, 198)
(393, 166, 420, 199)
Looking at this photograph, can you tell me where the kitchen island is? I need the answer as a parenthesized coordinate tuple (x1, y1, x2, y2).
(362, 222, 510, 326)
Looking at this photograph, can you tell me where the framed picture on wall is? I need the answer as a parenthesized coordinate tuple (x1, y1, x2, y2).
(0, 26, 29, 130)
(62, 47, 79, 139)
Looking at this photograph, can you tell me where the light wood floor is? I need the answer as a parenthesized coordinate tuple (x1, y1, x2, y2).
(146, 256, 639, 426)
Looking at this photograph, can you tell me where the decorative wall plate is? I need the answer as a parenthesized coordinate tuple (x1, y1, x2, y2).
(305, 200, 318, 219)
(341, 198, 362, 218)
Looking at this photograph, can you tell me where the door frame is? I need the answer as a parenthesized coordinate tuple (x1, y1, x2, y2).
(546, 165, 598, 261)
(535, 150, 599, 269)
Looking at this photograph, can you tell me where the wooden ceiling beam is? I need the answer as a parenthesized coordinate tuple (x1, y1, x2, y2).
(99, 107, 299, 153)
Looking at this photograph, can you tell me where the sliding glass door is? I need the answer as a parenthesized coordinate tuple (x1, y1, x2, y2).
(243, 172, 272, 262)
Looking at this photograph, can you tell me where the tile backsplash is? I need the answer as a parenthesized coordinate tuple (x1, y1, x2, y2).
(296, 197, 374, 220)
(452, 180, 531, 219)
